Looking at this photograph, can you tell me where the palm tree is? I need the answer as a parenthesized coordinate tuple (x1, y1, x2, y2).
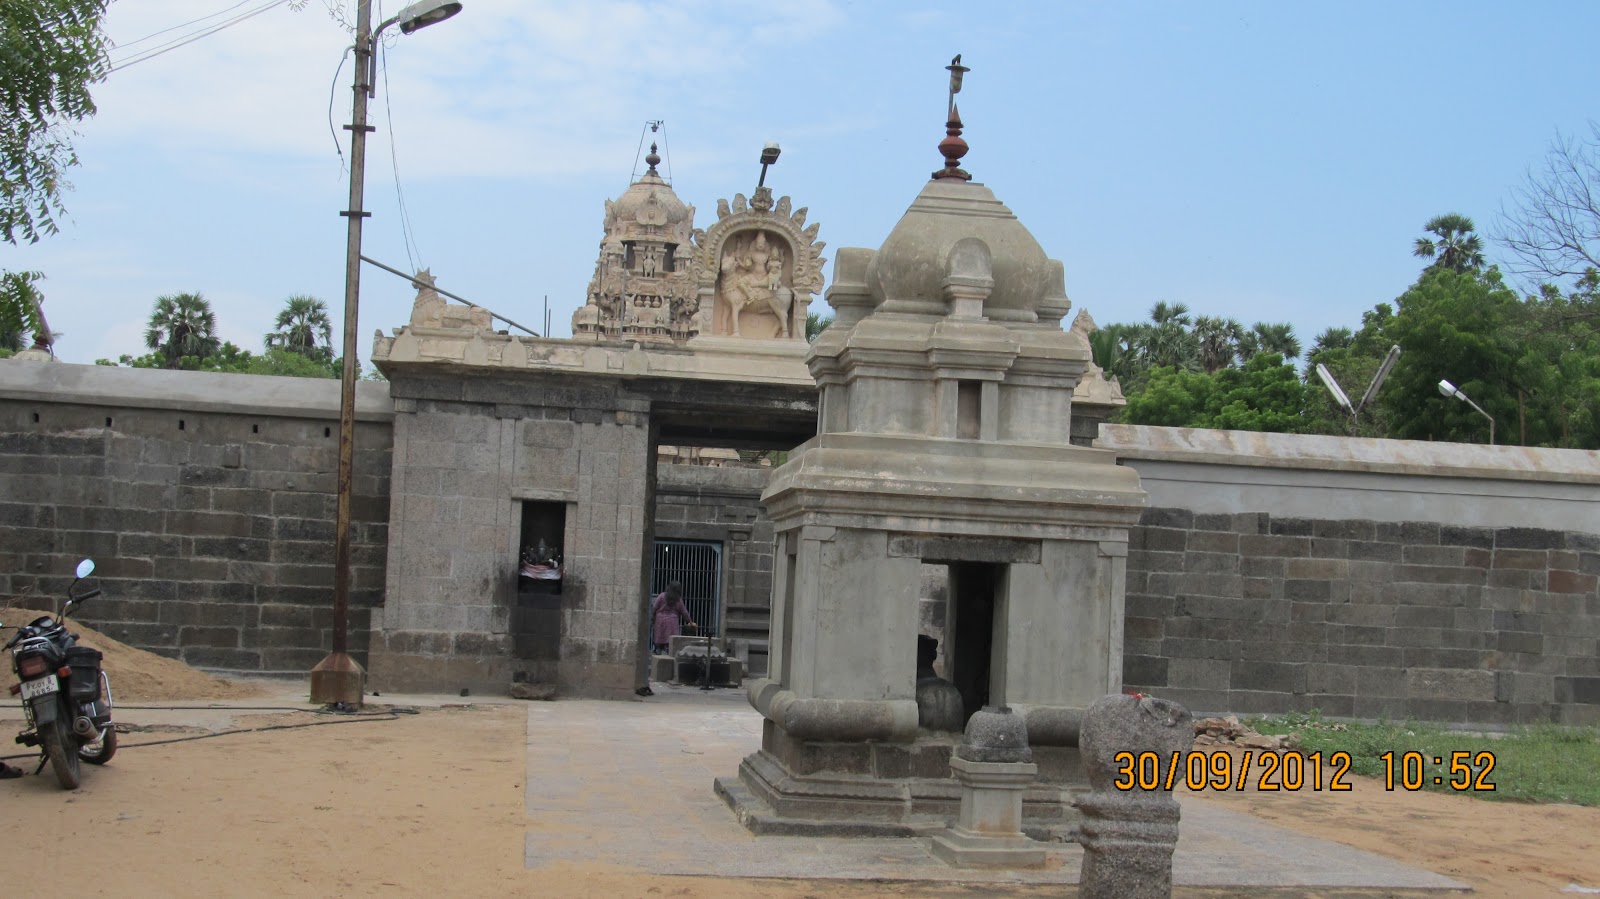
(1132, 301, 1200, 371)
(1192, 316, 1245, 373)
(805, 311, 833, 343)
(144, 292, 219, 368)
(266, 295, 333, 360)
(1413, 213, 1486, 273)
(1248, 321, 1301, 362)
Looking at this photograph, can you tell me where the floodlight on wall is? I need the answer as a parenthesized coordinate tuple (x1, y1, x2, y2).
(1437, 378, 1496, 445)
(1358, 345, 1402, 414)
(1313, 345, 1402, 426)
(1315, 364, 1355, 414)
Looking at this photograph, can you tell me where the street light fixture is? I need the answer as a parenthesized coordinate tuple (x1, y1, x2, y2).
(757, 142, 781, 188)
(1437, 379, 1496, 446)
(1312, 344, 1402, 431)
(310, 0, 463, 708)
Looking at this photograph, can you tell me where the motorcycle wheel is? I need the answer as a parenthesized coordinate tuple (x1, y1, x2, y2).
(43, 713, 82, 790)
(80, 726, 116, 765)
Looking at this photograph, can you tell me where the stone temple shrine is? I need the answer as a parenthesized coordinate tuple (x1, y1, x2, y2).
(717, 98, 1148, 835)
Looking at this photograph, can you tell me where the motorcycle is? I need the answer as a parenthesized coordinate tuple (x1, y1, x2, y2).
(3, 558, 117, 789)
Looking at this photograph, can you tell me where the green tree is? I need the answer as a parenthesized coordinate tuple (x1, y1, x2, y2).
(1, 0, 110, 245)
(1244, 321, 1301, 362)
(1121, 365, 1214, 427)
(1121, 353, 1307, 432)
(1, 1, 110, 355)
(1088, 322, 1138, 383)
(1192, 316, 1244, 374)
(0, 270, 46, 350)
(1378, 268, 1522, 444)
(144, 292, 220, 368)
(805, 311, 832, 343)
(266, 295, 333, 360)
(1413, 213, 1486, 274)
(99, 343, 343, 379)
(1206, 353, 1307, 432)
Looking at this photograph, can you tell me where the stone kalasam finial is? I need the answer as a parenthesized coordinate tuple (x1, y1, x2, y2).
(934, 54, 972, 181)
(1075, 693, 1195, 899)
(645, 142, 661, 173)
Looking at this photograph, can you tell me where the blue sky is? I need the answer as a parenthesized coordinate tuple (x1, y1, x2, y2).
(8, 1, 1599, 365)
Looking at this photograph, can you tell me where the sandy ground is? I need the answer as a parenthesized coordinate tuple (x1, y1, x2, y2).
(0, 691, 1595, 898)
(0, 623, 1594, 897)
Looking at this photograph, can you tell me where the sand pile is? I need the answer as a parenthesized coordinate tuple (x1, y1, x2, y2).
(0, 606, 261, 702)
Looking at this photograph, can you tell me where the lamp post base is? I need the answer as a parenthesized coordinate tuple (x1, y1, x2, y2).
(310, 652, 367, 707)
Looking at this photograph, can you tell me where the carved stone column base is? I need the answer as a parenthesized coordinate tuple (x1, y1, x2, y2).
(930, 824, 1046, 868)
(930, 754, 1045, 868)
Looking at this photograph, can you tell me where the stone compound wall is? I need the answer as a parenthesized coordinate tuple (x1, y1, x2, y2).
(0, 363, 392, 674)
(1121, 509, 1599, 725)
(1100, 426, 1600, 727)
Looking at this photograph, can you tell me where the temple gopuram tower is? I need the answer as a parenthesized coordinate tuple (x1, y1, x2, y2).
(718, 63, 1148, 836)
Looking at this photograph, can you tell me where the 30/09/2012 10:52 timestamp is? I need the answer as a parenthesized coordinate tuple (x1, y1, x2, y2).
(1111, 750, 1498, 792)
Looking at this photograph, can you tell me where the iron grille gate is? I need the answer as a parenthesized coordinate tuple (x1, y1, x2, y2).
(651, 540, 723, 638)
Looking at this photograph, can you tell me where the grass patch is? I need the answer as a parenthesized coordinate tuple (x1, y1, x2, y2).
(1248, 712, 1600, 806)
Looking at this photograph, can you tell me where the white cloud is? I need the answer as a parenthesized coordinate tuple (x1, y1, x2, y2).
(92, 0, 849, 181)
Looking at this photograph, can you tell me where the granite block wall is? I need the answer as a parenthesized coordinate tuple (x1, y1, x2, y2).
(1121, 508, 1600, 726)
(369, 372, 653, 699)
(0, 369, 391, 675)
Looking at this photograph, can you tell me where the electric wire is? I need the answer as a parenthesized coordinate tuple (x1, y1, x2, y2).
(630, 123, 649, 186)
(0, 713, 404, 762)
(109, 0, 291, 73)
(379, 39, 423, 272)
(113, 1, 256, 51)
(328, 45, 353, 172)
(660, 122, 673, 185)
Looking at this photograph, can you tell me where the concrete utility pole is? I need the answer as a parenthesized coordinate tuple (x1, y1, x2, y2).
(311, 0, 462, 706)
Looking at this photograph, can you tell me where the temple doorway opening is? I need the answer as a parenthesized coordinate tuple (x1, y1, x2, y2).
(651, 539, 723, 638)
(944, 561, 1001, 727)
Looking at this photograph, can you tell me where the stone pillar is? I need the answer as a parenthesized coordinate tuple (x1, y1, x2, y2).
(1075, 693, 1194, 899)
(930, 705, 1045, 868)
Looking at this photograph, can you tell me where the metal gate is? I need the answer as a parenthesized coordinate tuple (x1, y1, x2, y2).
(651, 540, 723, 638)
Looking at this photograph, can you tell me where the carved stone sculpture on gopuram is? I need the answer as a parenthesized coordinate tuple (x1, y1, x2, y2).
(692, 188, 825, 341)
(571, 144, 699, 342)
(571, 143, 825, 345)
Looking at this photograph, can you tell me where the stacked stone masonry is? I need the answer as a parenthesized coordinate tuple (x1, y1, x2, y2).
(371, 373, 653, 699)
(1121, 507, 1600, 726)
(0, 392, 391, 675)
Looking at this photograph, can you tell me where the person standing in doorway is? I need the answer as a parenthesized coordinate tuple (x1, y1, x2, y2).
(650, 581, 695, 656)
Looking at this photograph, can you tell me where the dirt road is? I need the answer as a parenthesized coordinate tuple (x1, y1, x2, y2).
(0, 697, 1594, 898)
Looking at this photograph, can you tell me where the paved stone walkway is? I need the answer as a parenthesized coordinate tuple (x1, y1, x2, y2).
(523, 690, 1467, 890)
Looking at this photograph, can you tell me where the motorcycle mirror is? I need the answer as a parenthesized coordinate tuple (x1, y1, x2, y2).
(75, 559, 95, 579)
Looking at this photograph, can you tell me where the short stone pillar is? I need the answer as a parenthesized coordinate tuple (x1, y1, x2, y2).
(930, 705, 1046, 868)
(1075, 693, 1194, 899)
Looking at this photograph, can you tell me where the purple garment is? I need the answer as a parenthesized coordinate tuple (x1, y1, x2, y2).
(651, 593, 693, 645)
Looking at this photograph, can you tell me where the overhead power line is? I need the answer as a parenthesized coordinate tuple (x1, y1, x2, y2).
(109, 0, 291, 73)
(114, 1, 256, 51)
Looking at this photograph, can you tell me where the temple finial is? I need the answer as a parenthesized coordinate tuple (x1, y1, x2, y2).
(934, 55, 972, 181)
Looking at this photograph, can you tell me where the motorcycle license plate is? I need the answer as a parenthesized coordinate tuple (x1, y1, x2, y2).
(19, 678, 58, 701)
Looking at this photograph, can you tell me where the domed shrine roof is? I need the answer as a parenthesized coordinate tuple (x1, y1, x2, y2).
(604, 145, 693, 244)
